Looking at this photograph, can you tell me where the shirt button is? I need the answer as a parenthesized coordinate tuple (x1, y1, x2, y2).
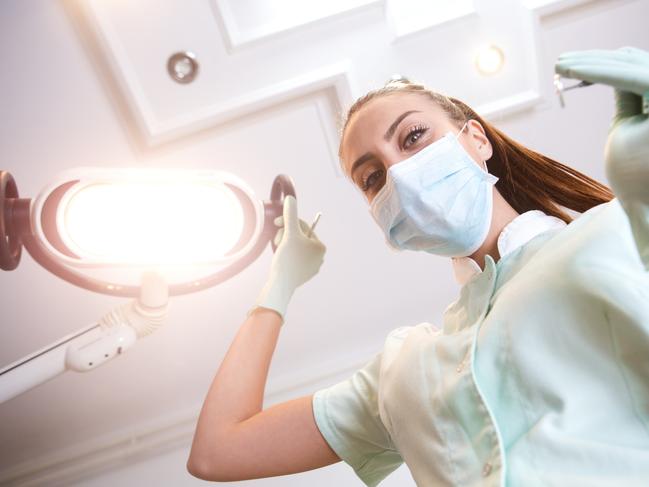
(456, 362, 464, 373)
(482, 462, 492, 477)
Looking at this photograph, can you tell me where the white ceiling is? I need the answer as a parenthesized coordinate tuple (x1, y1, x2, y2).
(1, 0, 648, 484)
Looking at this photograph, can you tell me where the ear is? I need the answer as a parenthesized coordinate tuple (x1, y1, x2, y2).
(467, 119, 493, 164)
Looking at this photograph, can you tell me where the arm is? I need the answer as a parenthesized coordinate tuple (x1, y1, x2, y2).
(555, 46, 649, 268)
(186, 307, 341, 481)
(187, 195, 331, 480)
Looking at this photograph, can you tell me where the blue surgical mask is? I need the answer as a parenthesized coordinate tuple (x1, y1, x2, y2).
(369, 122, 499, 257)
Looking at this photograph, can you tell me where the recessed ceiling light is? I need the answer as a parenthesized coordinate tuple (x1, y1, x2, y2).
(167, 51, 199, 84)
(475, 45, 505, 76)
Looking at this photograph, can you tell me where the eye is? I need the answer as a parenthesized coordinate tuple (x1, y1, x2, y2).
(361, 168, 385, 193)
(403, 124, 429, 149)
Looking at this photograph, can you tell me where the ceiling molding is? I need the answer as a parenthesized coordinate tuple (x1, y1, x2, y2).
(211, 0, 383, 53)
(67, 0, 598, 158)
(386, 0, 477, 42)
(150, 60, 355, 151)
(476, 90, 543, 121)
(71, 1, 355, 152)
(521, 0, 596, 19)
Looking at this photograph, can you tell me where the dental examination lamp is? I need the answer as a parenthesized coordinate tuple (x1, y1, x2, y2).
(0, 168, 295, 403)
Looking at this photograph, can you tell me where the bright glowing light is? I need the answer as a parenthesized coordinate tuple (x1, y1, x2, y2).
(475, 45, 505, 76)
(60, 180, 245, 265)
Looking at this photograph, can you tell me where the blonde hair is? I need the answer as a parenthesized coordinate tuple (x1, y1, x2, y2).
(337, 78, 613, 223)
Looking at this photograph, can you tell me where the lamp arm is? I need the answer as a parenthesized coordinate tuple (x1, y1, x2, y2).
(0, 272, 168, 404)
(0, 321, 98, 403)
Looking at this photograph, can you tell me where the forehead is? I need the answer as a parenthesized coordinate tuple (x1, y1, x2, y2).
(340, 91, 448, 173)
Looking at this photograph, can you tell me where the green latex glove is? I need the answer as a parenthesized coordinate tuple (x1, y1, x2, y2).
(554, 46, 649, 202)
(249, 195, 326, 324)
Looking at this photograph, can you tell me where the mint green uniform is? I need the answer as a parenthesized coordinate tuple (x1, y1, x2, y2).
(312, 191, 649, 486)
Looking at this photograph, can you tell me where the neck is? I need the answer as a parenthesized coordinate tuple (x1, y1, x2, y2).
(468, 187, 519, 270)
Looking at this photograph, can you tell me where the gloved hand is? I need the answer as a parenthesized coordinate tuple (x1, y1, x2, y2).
(554, 46, 649, 201)
(249, 195, 326, 324)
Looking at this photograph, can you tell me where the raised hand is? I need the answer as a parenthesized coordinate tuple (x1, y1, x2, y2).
(251, 195, 326, 323)
(554, 46, 649, 201)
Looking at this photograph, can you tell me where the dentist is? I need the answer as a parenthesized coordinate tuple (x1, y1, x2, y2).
(188, 47, 649, 487)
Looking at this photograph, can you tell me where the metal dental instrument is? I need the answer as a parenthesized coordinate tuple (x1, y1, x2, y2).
(306, 212, 322, 238)
(554, 74, 593, 108)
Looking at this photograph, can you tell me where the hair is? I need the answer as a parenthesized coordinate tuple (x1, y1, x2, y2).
(338, 78, 614, 223)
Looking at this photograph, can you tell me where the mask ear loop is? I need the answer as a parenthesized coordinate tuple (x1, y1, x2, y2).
(457, 120, 489, 173)
(456, 121, 469, 138)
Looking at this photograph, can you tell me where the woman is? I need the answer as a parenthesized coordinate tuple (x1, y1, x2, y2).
(187, 47, 649, 486)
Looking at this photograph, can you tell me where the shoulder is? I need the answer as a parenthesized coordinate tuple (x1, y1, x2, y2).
(522, 199, 628, 260)
(556, 198, 637, 255)
(566, 198, 623, 229)
(379, 322, 439, 370)
(511, 198, 646, 292)
(385, 322, 438, 342)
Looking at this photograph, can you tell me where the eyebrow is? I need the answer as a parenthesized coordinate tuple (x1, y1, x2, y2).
(349, 110, 422, 179)
(384, 110, 421, 142)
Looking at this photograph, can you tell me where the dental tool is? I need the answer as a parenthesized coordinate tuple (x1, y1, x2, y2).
(554, 74, 593, 108)
(307, 212, 322, 238)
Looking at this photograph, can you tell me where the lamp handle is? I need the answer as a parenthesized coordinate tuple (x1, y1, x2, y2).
(0, 171, 24, 270)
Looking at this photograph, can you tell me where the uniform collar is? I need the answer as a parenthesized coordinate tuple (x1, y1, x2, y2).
(451, 210, 567, 286)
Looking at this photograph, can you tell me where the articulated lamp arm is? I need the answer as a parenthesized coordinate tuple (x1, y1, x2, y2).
(0, 272, 168, 404)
